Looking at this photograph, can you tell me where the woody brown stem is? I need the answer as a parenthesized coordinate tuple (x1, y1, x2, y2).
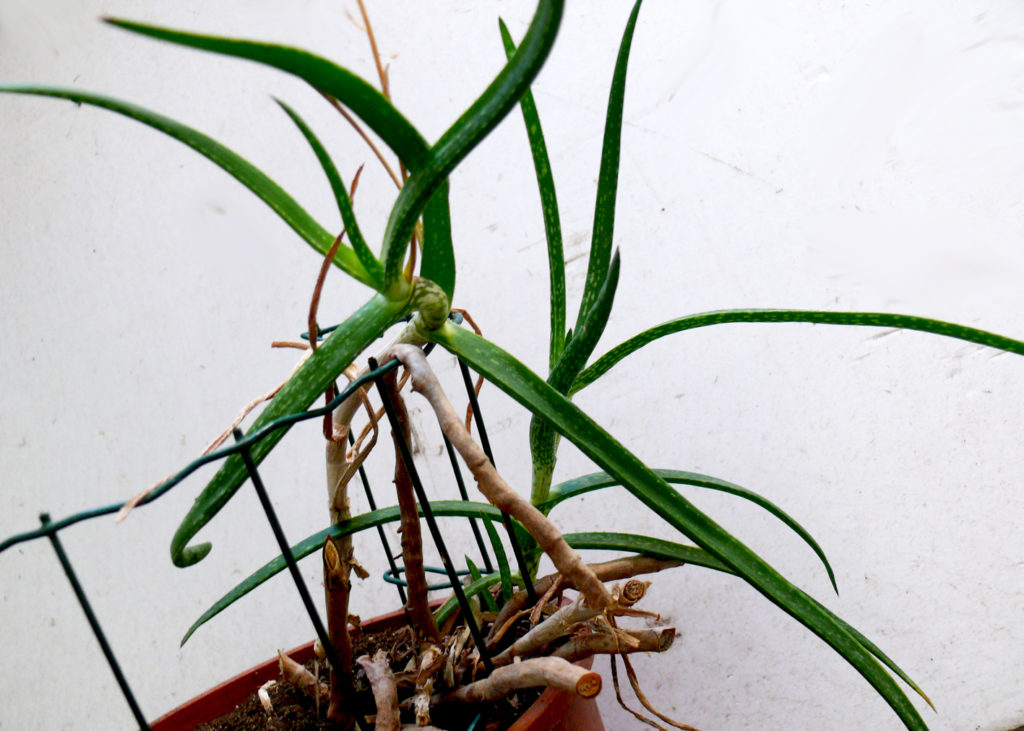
(385, 344, 613, 611)
(381, 370, 441, 643)
(440, 657, 601, 704)
(323, 536, 356, 728)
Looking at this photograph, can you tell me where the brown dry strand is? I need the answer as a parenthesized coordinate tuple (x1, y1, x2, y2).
(488, 555, 683, 644)
(529, 577, 563, 626)
(488, 607, 533, 648)
(619, 649, 701, 731)
(441, 656, 601, 705)
(356, 651, 400, 731)
(552, 626, 676, 664)
(609, 652, 666, 731)
(307, 166, 363, 354)
(278, 650, 330, 703)
(386, 343, 613, 611)
(320, 92, 402, 189)
(308, 167, 364, 439)
(381, 368, 441, 643)
(355, 0, 388, 99)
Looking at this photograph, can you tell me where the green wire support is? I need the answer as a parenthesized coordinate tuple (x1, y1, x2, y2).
(39, 513, 152, 731)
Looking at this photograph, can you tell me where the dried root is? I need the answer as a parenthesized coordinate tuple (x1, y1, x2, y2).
(357, 651, 400, 731)
(278, 650, 329, 703)
(413, 644, 445, 727)
(489, 555, 683, 642)
(442, 656, 601, 704)
(553, 626, 676, 663)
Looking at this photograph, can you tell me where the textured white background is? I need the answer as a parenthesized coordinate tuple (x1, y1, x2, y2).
(2, 1, 1024, 729)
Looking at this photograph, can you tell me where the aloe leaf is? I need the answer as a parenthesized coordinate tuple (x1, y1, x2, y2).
(483, 518, 514, 603)
(275, 99, 382, 286)
(379, 0, 565, 289)
(170, 294, 409, 568)
(430, 322, 927, 729)
(435, 572, 507, 626)
(101, 18, 456, 300)
(182, 500, 509, 644)
(103, 19, 427, 167)
(0, 85, 377, 287)
(418, 185, 456, 302)
(574, 308, 1024, 394)
(575, 0, 641, 328)
(564, 531, 731, 573)
(528, 249, 619, 507)
(563, 531, 930, 708)
(545, 468, 837, 593)
(550, 250, 620, 394)
(583, 538, 936, 709)
(499, 18, 566, 370)
(466, 557, 499, 612)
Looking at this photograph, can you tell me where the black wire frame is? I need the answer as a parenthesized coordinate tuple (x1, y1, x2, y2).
(0, 339, 532, 730)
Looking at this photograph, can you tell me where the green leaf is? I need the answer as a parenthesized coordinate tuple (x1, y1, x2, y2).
(102, 19, 427, 167)
(275, 99, 383, 287)
(528, 250, 619, 507)
(575, 0, 642, 328)
(564, 531, 731, 573)
(430, 322, 928, 730)
(170, 294, 409, 567)
(0, 85, 376, 288)
(563, 531, 931, 709)
(101, 17, 455, 301)
(379, 0, 565, 289)
(574, 308, 1024, 394)
(549, 250, 620, 394)
(418, 184, 456, 303)
(499, 18, 566, 370)
(545, 469, 836, 593)
(182, 500, 509, 645)
(466, 556, 499, 613)
(483, 518, 514, 604)
(434, 572, 507, 626)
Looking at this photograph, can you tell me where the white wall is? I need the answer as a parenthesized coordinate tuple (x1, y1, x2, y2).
(2, 1, 1024, 729)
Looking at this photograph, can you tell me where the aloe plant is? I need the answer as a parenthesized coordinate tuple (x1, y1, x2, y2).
(4, 1, 1023, 729)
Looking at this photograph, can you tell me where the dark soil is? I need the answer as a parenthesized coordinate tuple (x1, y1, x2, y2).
(194, 623, 541, 731)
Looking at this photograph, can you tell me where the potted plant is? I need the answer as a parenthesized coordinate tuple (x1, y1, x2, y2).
(2, 1, 1023, 729)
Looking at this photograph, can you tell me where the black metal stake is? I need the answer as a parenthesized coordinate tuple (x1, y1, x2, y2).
(442, 432, 494, 573)
(371, 358, 495, 673)
(348, 428, 407, 605)
(39, 513, 151, 731)
(458, 359, 537, 601)
(234, 431, 370, 731)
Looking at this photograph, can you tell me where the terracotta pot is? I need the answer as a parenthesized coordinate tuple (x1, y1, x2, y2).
(149, 605, 604, 731)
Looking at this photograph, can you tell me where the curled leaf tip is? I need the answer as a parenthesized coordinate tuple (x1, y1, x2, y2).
(172, 540, 212, 568)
